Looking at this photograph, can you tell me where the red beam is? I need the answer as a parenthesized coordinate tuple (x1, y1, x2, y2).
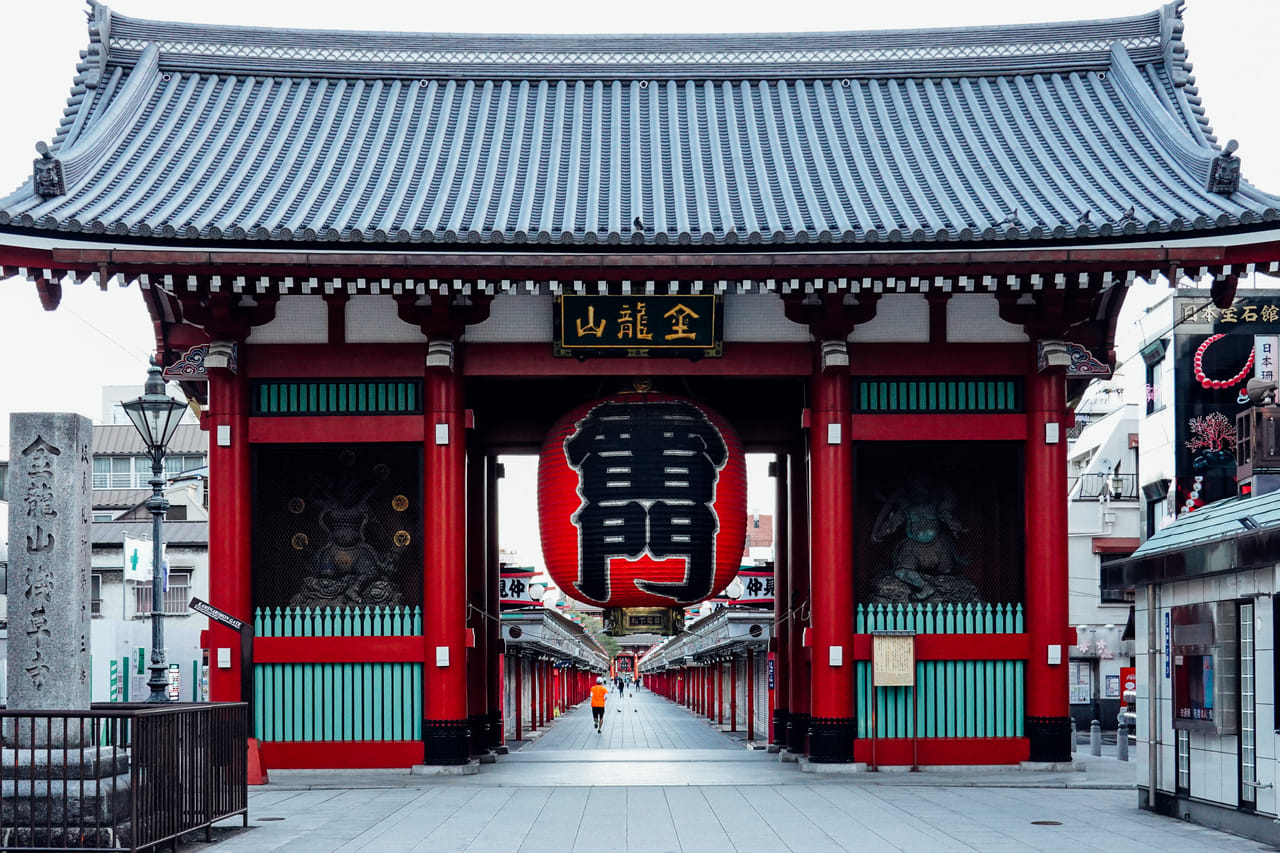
(261, 740, 423, 769)
(249, 343, 425, 377)
(248, 415, 424, 443)
(847, 343, 1028, 375)
(45, 244, 1234, 274)
(851, 633, 1030, 661)
(255, 636, 423, 664)
(855, 737, 1029, 766)
(850, 414, 1026, 441)
(464, 342, 811, 377)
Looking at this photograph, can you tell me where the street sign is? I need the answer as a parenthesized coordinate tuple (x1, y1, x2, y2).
(188, 597, 246, 633)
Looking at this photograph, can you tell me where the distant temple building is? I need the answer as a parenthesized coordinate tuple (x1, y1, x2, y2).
(3, 2, 1280, 777)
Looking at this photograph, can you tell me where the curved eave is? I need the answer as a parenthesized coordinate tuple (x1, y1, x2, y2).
(4, 4, 1269, 252)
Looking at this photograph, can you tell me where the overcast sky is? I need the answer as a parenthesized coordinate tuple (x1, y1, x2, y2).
(0, 1, 1275, 554)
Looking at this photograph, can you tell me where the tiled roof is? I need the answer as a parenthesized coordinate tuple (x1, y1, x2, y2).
(90, 519, 208, 547)
(1, 3, 1277, 249)
(93, 423, 207, 456)
(1130, 488, 1280, 558)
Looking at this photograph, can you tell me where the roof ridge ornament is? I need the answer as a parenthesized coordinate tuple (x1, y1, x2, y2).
(82, 1, 112, 89)
(32, 142, 65, 198)
(1207, 139, 1241, 195)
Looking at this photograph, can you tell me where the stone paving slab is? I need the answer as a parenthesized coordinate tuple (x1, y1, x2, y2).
(179, 688, 1274, 852)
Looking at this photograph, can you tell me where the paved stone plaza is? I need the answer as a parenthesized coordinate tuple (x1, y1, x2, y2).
(186, 687, 1274, 852)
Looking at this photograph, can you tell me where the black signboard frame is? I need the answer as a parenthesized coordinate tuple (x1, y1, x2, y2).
(553, 294, 723, 358)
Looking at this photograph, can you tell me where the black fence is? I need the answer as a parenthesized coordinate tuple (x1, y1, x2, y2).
(0, 702, 248, 852)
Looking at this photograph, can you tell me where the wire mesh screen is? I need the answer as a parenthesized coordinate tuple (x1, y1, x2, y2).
(253, 444, 422, 611)
(854, 442, 1024, 606)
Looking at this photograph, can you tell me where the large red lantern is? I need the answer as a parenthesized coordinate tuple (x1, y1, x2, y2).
(538, 392, 747, 608)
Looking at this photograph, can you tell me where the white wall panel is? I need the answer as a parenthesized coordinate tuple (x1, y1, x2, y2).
(465, 294, 551, 342)
(725, 294, 810, 342)
(246, 295, 327, 344)
(945, 295, 1027, 343)
(848, 293, 928, 343)
(345, 295, 423, 343)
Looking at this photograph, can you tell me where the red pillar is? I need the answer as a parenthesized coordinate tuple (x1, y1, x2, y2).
(1025, 366, 1071, 762)
(530, 661, 539, 731)
(771, 452, 789, 747)
(786, 445, 811, 754)
(807, 367, 855, 762)
(718, 663, 726, 726)
(514, 657, 523, 741)
(485, 458, 504, 749)
(730, 657, 738, 732)
(423, 366, 469, 763)
(207, 366, 251, 705)
(746, 650, 755, 741)
(466, 449, 489, 755)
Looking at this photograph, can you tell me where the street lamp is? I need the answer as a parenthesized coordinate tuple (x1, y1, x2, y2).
(122, 359, 188, 703)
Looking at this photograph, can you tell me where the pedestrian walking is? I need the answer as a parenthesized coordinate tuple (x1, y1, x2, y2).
(590, 677, 609, 732)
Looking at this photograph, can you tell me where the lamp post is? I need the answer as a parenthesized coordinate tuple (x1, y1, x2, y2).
(122, 360, 188, 703)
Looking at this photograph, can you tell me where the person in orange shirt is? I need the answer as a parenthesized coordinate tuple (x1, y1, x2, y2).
(590, 677, 609, 732)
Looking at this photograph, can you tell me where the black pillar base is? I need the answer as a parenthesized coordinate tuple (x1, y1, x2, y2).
(1026, 715, 1072, 763)
(772, 708, 789, 747)
(807, 717, 855, 763)
(786, 712, 809, 755)
(467, 714, 489, 756)
(423, 718, 471, 765)
(486, 710, 504, 750)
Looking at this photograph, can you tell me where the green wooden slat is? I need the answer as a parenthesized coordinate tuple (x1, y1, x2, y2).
(413, 664, 423, 739)
(1015, 662, 1025, 736)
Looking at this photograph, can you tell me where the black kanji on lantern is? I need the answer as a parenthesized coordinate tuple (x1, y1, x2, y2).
(565, 399, 728, 604)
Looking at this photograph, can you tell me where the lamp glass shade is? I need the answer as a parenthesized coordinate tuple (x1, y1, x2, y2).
(122, 366, 187, 452)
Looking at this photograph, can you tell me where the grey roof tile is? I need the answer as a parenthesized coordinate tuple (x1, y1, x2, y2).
(92, 423, 206, 455)
(1130, 488, 1280, 558)
(1, 3, 1276, 248)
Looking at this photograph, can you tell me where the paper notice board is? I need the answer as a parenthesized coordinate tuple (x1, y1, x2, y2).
(872, 634, 915, 687)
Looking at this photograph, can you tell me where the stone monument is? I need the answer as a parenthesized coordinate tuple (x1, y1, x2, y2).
(6, 413, 93, 731)
(3, 413, 131, 848)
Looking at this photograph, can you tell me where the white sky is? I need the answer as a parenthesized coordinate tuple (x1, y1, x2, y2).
(0, 1, 1276, 561)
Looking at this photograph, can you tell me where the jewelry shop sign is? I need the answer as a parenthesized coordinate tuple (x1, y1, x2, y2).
(554, 295, 722, 358)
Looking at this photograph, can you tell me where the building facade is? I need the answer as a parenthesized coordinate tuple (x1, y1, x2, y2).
(3, 4, 1280, 770)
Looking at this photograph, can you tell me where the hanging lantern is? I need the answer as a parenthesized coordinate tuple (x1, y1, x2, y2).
(538, 392, 747, 608)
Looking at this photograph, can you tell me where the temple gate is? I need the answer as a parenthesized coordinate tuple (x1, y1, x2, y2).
(4, 3, 1280, 768)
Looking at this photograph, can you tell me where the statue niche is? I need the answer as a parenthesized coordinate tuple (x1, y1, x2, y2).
(868, 476, 980, 604)
(289, 457, 407, 608)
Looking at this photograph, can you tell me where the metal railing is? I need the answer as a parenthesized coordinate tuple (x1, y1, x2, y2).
(0, 702, 248, 852)
(1070, 472, 1138, 501)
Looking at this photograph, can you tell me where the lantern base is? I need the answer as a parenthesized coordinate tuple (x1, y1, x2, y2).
(604, 606, 685, 637)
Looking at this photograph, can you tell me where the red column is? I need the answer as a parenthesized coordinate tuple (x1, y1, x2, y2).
(718, 663, 726, 725)
(514, 657, 523, 741)
(730, 657, 738, 732)
(530, 661, 539, 731)
(786, 445, 811, 755)
(423, 366, 469, 763)
(1025, 366, 1071, 762)
(485, 459, 503, 750)
(807, 368, 855, 762)
(771, 452, 789, 747)
(466, 449, 489, 754)
(207, 366, 251, 704)
(746, 650, 755, 741)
